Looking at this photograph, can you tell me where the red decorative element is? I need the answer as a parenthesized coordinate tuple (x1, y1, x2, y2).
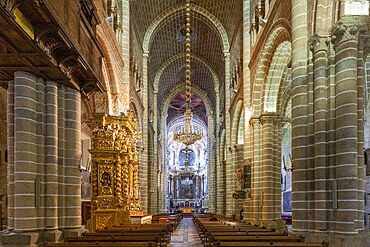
(170, 93, 203, 110)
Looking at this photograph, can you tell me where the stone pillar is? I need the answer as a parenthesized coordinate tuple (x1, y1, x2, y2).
(242, 0, 253, 222)
(45, 81, 59, 230)
(331, 16, 367, 233)
(291, 0, 310, 233)
(7, 79, 14, 230)
(208, 116, 216, 213)
(290, 10, 370, 246)
(160, 169, 166, 213)
(259, 113, 283, 227)
(120, 0, 130, 109)
(151, 90, 159, 214)
(224, 52, 235, 218)
(140, 52, 149, 213)
(61, 87, 82, 232)
(13, 72, 39, 232)
(174, 175, 177, 200)
(4, 72, 84, 245)
(308, 34, 331, 232)
(215, 88, 220, 214)
(250, 117, 263, 224)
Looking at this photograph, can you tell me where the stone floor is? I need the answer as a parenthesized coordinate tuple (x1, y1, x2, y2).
(170, 218, 203, 247)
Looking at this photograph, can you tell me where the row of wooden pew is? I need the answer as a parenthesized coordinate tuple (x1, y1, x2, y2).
(152, 213, 182, 229)
(40, 214, 182, 247)
(193, 214, 328, 247)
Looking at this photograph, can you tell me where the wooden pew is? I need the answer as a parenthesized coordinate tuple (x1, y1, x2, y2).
(40, 241, 157, 247)
(213, 241, 328, 247)
(65, 235, 166, 246)
(209, 235, 304, 244)
(207, 231, 288, 236)
(192, 214, 328, 247)
(83, 231, 170, 245)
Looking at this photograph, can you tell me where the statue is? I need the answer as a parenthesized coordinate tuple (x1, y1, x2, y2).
(233, 168, 246, 199)
(235, 168, 244, 191)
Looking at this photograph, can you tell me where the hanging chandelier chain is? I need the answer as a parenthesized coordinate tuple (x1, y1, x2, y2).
(185, 0, 191, 106)
(173, 0, 203, 150)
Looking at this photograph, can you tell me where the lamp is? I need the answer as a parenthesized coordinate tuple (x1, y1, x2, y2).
(173, 0, 203, 148)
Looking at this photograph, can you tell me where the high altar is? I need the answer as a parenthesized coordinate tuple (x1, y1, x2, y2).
(89, 113, 150, 232)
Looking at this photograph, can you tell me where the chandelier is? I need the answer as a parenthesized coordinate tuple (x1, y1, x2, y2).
(179, 148, 195, 182)
(173, 0, 203, 148)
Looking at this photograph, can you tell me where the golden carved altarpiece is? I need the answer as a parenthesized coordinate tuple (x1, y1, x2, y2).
(89, 113, 142, 232)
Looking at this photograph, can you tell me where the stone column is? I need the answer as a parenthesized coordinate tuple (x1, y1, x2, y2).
(291, 0, 310, 233)
(169, 175, 172, 198)
(250, 117, 263, 224)
(215, 88, 220, 214)
(7, 79, 14, 230)
(140, 52, 149, 212)
(120, 0, 130, 109)
(331, 16, 367, 233)
(309, 34, 331, 231)
(45, 81, 59, 230)
(242, 0, 252, 222)
(62, 87, 82, 231)
(12, 71, 38, 231)
(208, 116, 216, 213)
(151, 90, 159, 214)
(174, 175, 177, 200)
(160, 169, 166, 213)
(224, 52, 235, 218)
(259, 113, 282, 227)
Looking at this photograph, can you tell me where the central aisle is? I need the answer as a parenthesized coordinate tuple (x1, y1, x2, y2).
(170, 218, 203, 247)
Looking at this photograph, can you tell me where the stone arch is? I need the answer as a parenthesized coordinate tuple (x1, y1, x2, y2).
(262, 41, 291, 113)
(96, 26, 122, 114)
(160, 84, 213, 122)
(129, 101, 142, 132)
(154, 53, 220, 92)
(160, 83, 215, 212)
(251, 19, 291, 116)
(231, 100, 244, 146)
(143, 3, 230, 53)
(277, 67, 292, 119)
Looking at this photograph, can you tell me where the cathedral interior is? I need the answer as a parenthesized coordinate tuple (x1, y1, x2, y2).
(1, 0, 370, 246)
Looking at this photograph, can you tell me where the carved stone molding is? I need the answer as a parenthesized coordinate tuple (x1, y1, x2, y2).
(308, 34, 331, 53)
(259, 113, 279, 125)
(0, 0, 41, 13)
(59, 55, 79, 80)
(331, 16, 370, 47)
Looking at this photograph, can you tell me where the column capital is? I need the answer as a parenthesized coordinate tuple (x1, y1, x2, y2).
(259, 112, 280, 125)
(331, 16, 370, 47)
(249, 117, 260, 126)
(308, 34, 331, 53)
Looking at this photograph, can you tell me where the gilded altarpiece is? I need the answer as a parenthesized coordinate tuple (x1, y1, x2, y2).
(89, 113, 142, 232)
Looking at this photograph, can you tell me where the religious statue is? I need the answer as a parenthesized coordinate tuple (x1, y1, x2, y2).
(235, 168, 244, 191)
(233, 168, 246, 199)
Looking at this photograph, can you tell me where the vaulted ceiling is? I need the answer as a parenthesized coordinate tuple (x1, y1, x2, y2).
(130, 0, 243, 125)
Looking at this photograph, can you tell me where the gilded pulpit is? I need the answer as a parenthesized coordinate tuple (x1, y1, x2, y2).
(89, 113, 142, 232)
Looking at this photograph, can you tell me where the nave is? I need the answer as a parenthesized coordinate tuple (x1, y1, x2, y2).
(39, 213, 329, 247)
(170, 218, 202, 247)
(1, 0, 370, 246)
